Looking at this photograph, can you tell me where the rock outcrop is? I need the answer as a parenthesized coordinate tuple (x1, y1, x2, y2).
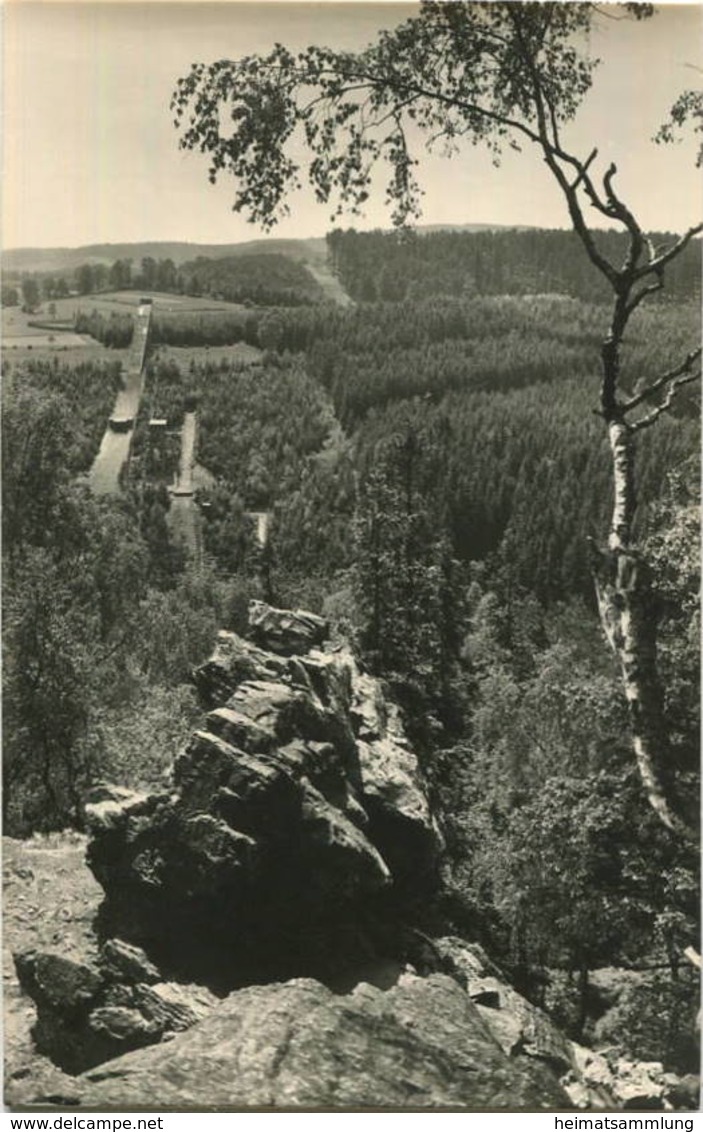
(192, 629, 288, 708)
(18, 604, 684, 1112)
(84, 603, 442, 987)
(35, 975, 570, 1110)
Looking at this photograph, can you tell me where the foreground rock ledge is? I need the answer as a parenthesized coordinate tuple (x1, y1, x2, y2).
(38, 975, 569, 1110)
(11, 606, 690, 1110)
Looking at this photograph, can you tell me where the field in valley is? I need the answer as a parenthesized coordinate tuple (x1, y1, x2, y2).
(2, 290, 254, 363)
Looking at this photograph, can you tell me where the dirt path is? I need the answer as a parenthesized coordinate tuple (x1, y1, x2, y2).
(305, 260, 353, 307)
(299, 240, 353, 308)
(245, 511, 271, 548)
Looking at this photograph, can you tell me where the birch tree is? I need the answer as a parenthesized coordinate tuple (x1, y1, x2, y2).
(171, 1, 701, 839)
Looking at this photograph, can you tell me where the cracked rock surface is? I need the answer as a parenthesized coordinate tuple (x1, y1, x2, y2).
(39, 975, 569, 1110)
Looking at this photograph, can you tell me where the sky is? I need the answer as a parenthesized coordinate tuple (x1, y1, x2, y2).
(3, 0, 702, 250)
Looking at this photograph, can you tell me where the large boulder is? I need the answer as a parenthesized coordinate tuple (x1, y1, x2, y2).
(14, 945, 217, 1074)
(248, 600, 329, 655)
(36, 975, 570, 1110)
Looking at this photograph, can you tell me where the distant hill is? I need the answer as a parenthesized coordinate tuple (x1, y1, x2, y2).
(414, 223, 533, 234)
(2, 238, 329, 277)
(2, 226, 523, 277)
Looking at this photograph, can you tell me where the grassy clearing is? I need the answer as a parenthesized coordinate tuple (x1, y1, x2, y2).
(304, 258, 354, 307)
(2, 291, 250, 337)
(151, 342, 263, 368)
(1, 339, 123, 366)
(3, 297, 132, 335)
(4, 332, 92, 348)
(91, 291, 250, 314)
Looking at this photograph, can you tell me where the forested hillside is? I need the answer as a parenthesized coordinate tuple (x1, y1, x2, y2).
(3, 223, 700, 1080)
(1, 353, 253, 835)
(5, 251, 326, 311)
(177, 253, 324, 305)
(327, 227, 701, 305)
(257, 291, 699, 425)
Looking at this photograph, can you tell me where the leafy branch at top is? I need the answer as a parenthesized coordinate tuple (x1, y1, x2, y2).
(171, 3, 597, 229)
(655, 88, 703, 168)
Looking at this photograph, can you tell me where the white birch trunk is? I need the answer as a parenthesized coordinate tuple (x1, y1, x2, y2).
(607, 420, 633, 552)
(592, 417, 691, 838)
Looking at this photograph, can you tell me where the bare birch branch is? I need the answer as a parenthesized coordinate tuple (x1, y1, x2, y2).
(622, 348, 702, 413)
(633, 223, 703, 280)
(628, 370, 701, 433)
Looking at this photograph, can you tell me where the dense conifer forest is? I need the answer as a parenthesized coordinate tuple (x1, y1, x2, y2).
(326, 227, 701, 305)
(2, 223, 700, 1074)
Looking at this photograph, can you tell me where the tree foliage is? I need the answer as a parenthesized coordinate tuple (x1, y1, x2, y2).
(75, 309, 135, 349)
(353, 435, 466, 738)
(177, 253, 324, 306)
(655, 88, 703, 168)
(431, 585, 698, 1047)
(172, 2, 598, 228)
(2, 359, 222, 832)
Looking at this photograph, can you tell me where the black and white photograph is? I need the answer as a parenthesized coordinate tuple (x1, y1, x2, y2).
(2, 0, 701, 1116)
